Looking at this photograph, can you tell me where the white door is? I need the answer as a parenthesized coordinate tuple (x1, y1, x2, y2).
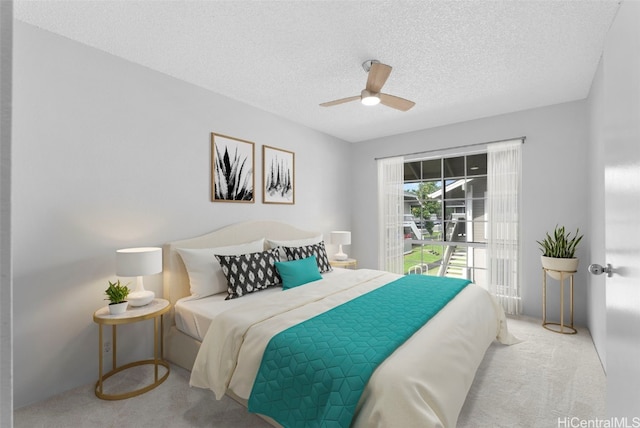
(603, 1, 640, 419)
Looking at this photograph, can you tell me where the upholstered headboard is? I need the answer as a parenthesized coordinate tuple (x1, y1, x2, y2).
(162, 220, 319, 309)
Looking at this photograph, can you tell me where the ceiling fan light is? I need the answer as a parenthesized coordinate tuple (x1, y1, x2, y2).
(362, 96, 380, 106)
(361, 91, 381, 106)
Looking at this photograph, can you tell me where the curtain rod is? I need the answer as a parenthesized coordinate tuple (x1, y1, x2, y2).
(373, 136, 526, 161)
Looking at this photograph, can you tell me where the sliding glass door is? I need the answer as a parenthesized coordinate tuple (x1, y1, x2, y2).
(403, 153, 488, 287)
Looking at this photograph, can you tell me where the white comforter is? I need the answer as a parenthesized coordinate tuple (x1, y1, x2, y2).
(190, 269, 516, 427)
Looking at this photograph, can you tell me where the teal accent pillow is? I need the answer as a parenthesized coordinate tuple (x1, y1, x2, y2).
(275, 256, 323, 290)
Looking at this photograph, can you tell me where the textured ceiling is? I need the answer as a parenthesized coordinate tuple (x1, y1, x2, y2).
(15, 0, 620, 143)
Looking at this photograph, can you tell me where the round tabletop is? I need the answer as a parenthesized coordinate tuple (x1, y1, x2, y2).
(93, 298, 170, 325)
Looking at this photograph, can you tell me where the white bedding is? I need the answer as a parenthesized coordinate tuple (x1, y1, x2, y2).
(174, 269, 352, 341)
(175, 288, 280, 341)
(189, 269, 516, 427)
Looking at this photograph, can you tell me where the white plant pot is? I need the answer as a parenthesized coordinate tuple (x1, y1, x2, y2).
(108, 301, 129, 315)
(541, 256, 579, 280)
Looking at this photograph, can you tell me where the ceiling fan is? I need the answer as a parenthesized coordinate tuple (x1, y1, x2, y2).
(320, 60, 415, 111)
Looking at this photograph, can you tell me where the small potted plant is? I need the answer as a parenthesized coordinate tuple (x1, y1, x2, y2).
(105, 280, 130, 315)
(537, 225, 583, 279)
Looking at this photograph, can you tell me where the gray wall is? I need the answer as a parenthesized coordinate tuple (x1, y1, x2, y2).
(1, 1, 14, 425)
(12, 22, 351, 407)
(349, 101, 590, 325)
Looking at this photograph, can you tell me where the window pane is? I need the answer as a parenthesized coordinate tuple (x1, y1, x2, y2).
(403, 183, 418, 194)
(470, 221, 487, 243)
(471, 199, 486, 221)
(422, 180, 443, 201)
(403, 223, 421, 240)
(421, 159, 441, 180)
(444, 219, 466, 242)
(466, 154, 487, 176)
(404, 190, 421, 221)
(472, 247, 487, 269)
(467, 176, 487, 199)
(444, 156, 465, 178)
(444, 179, 466, 199)
(422, 199, 443, 239)
(404, 244, 444, 275)
(404, 161, 421, 182)
(445, 246, 469, 278)
(444, 203, 465, 222)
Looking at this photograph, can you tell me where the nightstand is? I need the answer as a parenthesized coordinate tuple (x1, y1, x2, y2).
(330, 258, 357, 269)
(93, 298, 171, 400)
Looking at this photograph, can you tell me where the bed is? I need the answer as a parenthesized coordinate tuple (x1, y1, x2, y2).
(162, 220, 516, 427)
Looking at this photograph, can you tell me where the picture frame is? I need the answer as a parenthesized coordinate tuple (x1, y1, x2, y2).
(263, 145, 295, 204)
(211, 133, 255, 203)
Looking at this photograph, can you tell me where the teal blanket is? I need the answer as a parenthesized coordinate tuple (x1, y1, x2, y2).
(247, 275, 471, 428)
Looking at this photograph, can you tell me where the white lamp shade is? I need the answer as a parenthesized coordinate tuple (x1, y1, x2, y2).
(115, 247, 162, 307)
(330, 231, 351, 246)
(116, 247, 162, 277)
(330, 231, 351, 261)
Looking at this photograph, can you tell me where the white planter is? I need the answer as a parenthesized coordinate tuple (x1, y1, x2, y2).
(541, 256, 579, 280)
(108, 301, 129, 315)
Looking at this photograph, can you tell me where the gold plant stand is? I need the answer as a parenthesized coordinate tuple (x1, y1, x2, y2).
(542, 267, 577, 334)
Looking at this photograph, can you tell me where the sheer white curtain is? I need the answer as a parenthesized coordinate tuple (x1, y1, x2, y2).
(487, 140, 522, 314)
(377, 157, 404, 274)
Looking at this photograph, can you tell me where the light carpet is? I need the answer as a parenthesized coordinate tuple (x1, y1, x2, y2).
(14, 316, 605, 427)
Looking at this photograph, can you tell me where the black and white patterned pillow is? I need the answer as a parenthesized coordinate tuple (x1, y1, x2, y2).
(215, 248, 282, 300)
(283, 241, 333, 273)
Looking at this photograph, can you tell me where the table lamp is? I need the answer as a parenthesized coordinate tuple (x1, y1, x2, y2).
(116, 247, 162, 307)
(330, 231, 351, 261)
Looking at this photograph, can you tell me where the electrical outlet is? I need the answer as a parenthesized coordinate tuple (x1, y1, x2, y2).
(103, 341, 111, 353)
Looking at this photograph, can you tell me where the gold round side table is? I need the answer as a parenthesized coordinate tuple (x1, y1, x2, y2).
(329, 258, 358, 269)
(542, 268, 577, 334)
(93, 298, 171, 400)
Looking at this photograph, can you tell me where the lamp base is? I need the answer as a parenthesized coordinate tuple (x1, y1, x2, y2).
(128, 290, 154, 307)
(333, 252, 348, 261)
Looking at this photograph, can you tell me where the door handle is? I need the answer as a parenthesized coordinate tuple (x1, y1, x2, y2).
(588, 263, 612, 277)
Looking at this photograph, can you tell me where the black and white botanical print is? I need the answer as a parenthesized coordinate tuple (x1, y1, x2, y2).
(212, 133, 255, 202)
(263, 145, 294, 204)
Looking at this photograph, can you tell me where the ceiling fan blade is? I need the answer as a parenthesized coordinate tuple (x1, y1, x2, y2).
(366, 63, 392, 93)
(319, 95, 360, 107)
(379, 93, 416, 111)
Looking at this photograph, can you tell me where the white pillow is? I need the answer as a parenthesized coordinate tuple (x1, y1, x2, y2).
(177, 238, 265, 299)
(266, 235, 323, 260)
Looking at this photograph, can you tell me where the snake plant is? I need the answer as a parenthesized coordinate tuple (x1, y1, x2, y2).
(537, 225, 583, 258)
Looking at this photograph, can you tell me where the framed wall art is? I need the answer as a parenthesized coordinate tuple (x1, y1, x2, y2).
(211, 133, 255, 203)
(263, 145, 295, 204)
